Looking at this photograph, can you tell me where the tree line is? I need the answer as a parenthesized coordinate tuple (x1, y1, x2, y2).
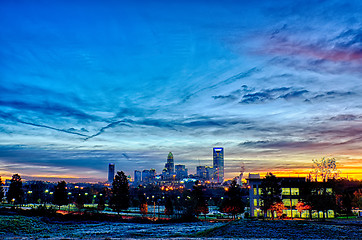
(0, 171, 247, 219)
(1, 158, 361, 219)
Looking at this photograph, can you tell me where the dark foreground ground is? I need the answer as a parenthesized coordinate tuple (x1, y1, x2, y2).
(1, 215, 361, 239)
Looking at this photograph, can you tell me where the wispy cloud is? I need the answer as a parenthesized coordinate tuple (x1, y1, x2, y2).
(1, 0, 362, 180)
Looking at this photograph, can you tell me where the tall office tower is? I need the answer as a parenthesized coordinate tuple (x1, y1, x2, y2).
(134, 170, 141, 185)
(108, 163, 115, 183)
(164, 152, 174, 174)
(213, 147, 224, 183)
(175, 164, 188, 179)
(142, 170, 150, 183)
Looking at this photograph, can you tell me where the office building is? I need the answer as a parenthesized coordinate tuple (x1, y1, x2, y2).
(196, 166, 207, 179)
(175, 164, 188, 179)
(134, 170, 141, 185)
(142, 169, 156, 183)
(213, 147, 224, 183)
(108, 163, 115, 183)
(247, 174, 334, 218)
(164, 152, 174, 174)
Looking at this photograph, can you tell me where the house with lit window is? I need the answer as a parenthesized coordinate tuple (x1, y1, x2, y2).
(246, 174, 335, 218)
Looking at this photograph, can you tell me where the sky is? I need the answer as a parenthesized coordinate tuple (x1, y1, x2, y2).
(1, 0, 362, 182)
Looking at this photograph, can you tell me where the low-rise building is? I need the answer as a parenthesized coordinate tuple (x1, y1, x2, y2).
(247, 173, 335, 219)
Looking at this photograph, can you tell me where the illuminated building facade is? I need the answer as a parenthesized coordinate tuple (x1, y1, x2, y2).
(165, 152, 174, 174)
(134, 170, 141, 185)
(196, 165, 214, 180)
(175, 164, 188, 179)
(196, 166, 207, 179)
(213, 147, 224, 183)
(247, 174, 335, 218)
(108, 163, 115, 183)
(142, 169, 156, 183)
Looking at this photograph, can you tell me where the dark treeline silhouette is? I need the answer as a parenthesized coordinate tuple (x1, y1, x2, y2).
(1, 171, 361, 220)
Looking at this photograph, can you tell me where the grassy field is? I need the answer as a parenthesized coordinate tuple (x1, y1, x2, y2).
(1, 214, 361, 239)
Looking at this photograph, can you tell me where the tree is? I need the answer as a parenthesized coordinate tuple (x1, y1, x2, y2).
(296, 201, 312, 218)
(7, 174, 23, 205)
(309, 181, 336, 220)
(164, 196, 174, 216)
(53, 181, 68, 210)
(260, 173, 281, 219)
(269, 202, 287, 219)
(220, 180, 245, 220)
(75, 193, 85, 211)
(139, 193, 148, 217)
(352, 189, 362, 209)
(299, 178, 314, 219)
(192, 181, 209, 218)
(97, 195, 105, 212)
(310, 157, 339, 182)
(0, 177, 4, 202)
(27, 181, 46, 204)
(110, 171, 130, 214)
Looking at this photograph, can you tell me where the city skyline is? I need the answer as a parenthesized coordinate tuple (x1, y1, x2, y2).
(1, 0, 362, 181)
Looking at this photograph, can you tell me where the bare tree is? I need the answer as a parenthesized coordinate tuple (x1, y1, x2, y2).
(310, 157, 340, 182)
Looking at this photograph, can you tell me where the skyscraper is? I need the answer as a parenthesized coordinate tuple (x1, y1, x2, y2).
(134, 170, 141, 185)
(164, 152, 174, 174)
(175, 164, 188, 179)
(108, 163, 115, 183)
(213, 147, 224, 183)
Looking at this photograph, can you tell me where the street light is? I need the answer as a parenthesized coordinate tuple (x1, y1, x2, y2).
(152, 196, 156, 219)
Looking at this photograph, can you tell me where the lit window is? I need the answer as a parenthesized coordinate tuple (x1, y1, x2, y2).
(283, 199, 291, 206)
(291, 199, 298, 206)
(282, 188, 290, 195)
(291, 188, 299, 195)
(254, 188, 257, 195)
(328, 210, 334, 218)
(254, 199, 258, 206)
(259, 188, 262, 195)
(326, 188, 333, 194)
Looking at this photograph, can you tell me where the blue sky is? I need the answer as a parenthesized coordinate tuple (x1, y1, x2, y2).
(1, 0, 362, 181)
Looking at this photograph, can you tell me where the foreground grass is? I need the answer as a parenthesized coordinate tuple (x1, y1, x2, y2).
(189, 218, 362, 239)
(1, 214, 361, 239)
(0, 215, 77, 238)
(0, 215, 50, 235)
